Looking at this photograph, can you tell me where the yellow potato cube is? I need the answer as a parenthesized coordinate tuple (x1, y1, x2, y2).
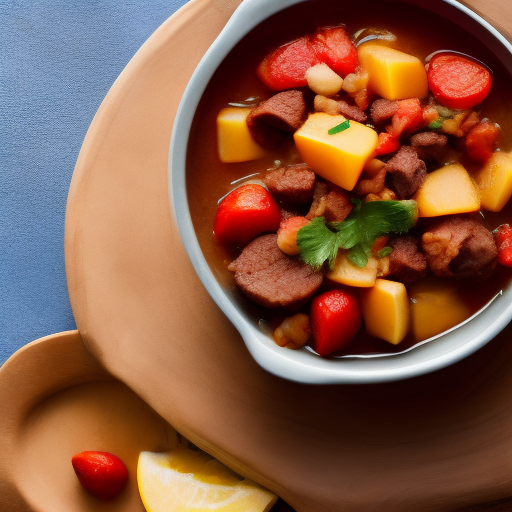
(358, 43, 428, 100)
(216, 107, 267, 163)
(360, 279, 409, 345)
(414, 163, 481, 217)
(474, 151, 512, 212)
(409, 279, 471, 341)
(327, 252, 378, 287)
(294, 112, 379, 190)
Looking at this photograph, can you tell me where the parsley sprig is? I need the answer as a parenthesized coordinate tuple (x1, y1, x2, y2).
(296, 199, 418, 269)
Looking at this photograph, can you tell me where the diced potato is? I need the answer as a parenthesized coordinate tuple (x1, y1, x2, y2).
(216, 107, 268, 163)
(294, 112, 379, 190)
(409, 279, 471, 341)
(474, 151, 512, 212)
(358, 43, 428, 100)
(327, 252, 378, 287)
(360, 279, 409, 345)
(414, 163, 481, 217)
(305, 63, 344, 96)
(363, 158, 386, 177)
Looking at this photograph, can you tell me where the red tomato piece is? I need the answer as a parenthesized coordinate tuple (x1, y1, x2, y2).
(214, 184, 282, 245)
(310, 26, 359, 78)
(310, 289, 362, 357)
(72, 451, 128, 500)
(257, 36, 317, 91)
(386, 98, 424, 138)
(256, 27, 358, 91)
(375, 132, 400, 155)
(465, 120, 500, 163)
(427, 53, 492, 110)
(494, 224, 512, 267)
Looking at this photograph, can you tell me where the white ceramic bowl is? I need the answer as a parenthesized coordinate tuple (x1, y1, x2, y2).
(170, 0, 512, 384)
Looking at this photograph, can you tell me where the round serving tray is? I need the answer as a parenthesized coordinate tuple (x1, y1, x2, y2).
(64, 0, 512, 510)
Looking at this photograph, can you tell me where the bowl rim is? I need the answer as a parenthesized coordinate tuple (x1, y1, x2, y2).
(170, 0, 512, 384)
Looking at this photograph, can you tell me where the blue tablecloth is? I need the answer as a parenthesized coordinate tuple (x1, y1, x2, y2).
(0, 1, 189, 365)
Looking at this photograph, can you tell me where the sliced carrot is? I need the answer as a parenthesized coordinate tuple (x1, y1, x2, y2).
(465, 121, 500, 163)
(427, 53, 492, 110)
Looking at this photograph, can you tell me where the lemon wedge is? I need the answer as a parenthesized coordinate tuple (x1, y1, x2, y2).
(137, 447, 278, 512)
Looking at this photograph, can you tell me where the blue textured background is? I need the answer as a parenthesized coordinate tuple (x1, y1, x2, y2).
(0, 0, 189, 365)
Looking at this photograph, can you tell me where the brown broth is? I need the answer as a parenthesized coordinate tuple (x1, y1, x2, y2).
(186, 0, 512, 357)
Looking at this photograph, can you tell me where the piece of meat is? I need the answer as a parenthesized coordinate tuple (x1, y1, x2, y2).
(306, 181, 352, 222)
(388, 236, 427, 285)
(370, 98, 399, 124)
(336, 99, 368, 123)
(313, 95, 367, 123)
(228, 234, 323, 308)
(263, 163, 316, 207)
(384, 145, 427, 198)
(355, 168, 386, 196)
(422, 215, 498, 279)
(246, 90, 307, 150)
(410, 131, 448, 161)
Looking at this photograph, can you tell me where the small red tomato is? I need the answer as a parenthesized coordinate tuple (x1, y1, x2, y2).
(495, 224, 512, 267)
(257, 36, 317, 91)
(214, 184, 281, 245)
(72, 451, 128, 500)
(375, 132, 399, 156)
(465, 120, 500, 163)
(310, 26, 359, 78)
(310, 289, 362, 357)
(256, 27, 358, 91)
(386, 98, 424, 138)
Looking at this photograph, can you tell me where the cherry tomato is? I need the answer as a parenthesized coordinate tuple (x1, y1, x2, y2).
(214, 184, 281, 245)
(257, 27, 358, 91)
(465, 120, 500, 163)
(375, 132, 399, 155)
(495, 224, 512, 267)
(310, 289, 362, 357)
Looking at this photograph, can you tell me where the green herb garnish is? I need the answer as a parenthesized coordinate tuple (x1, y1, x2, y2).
(428, 119, 443, 130)
(377, 246, 393, 258)
(296, 199, 418, 269)
(327, 119, 350, 135)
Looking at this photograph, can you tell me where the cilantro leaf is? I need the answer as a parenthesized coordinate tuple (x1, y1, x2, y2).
(296, 200, 418, 270)
(295, 217, 339, 270)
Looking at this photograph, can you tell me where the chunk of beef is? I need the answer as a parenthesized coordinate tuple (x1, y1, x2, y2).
(384, 145, 427, 199)
(336, 99, 368, 123)
(370, 98, 398, 124)
(422, 216, 498, 279)
(410, 131, 448, 161)
(355, 168, 386, 196)
(314, 95, 368, 123)
(306, 181, 352, 223)
(246, 90, 306, 150)
(388, 236, 427, 285)
(263, 163, 316, 207)
(228, 234, 323, 308)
